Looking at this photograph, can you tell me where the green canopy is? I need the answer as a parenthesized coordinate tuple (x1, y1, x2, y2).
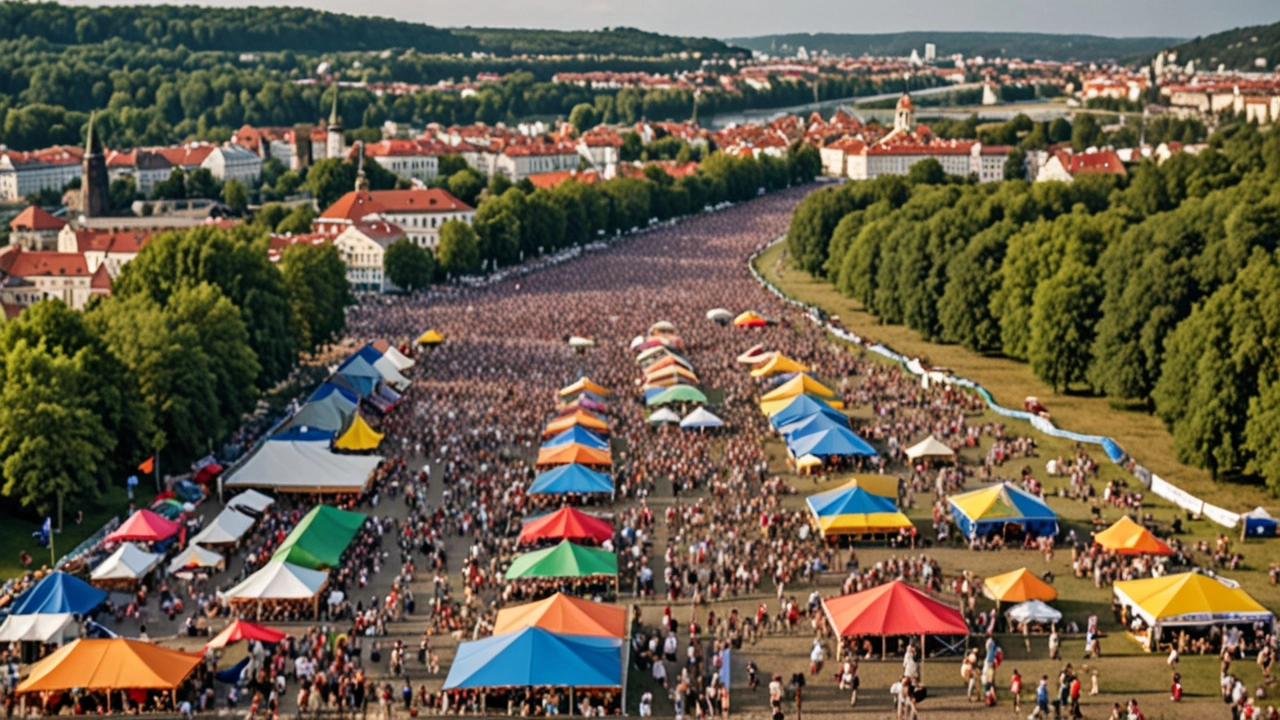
(646, 385, 708, 407)
(504, 540, 618, 580)
(272, 505, 366, 569)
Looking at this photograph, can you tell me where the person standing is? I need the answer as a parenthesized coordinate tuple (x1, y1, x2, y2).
(1028, 675, 1050, 720)
(1010, 668, 1023, 715)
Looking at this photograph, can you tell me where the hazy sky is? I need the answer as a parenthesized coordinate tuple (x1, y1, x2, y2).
(67, 0, 1279, 40)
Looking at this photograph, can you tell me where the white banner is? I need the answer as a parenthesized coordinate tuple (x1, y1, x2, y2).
(1150, 475, 1204, 515)
(1202, 503, 1241, 529)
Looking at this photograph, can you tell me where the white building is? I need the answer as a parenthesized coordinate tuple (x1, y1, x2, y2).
(105, 149, 173, 197)
(315, 187, 475, 250)
(332, 221, 405, 293)
(0, 146, 83, 202)
(0, 245, 111, 310)
(57, 227, 151, 276)
(361, 140, 445, 183)
(201, 145, 263, 185)
(495, 143, 582, 181)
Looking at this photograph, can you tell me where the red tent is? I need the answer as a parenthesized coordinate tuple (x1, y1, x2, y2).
(203, 620, 287, 651)
(518, 507, 614, 546)
(822, 580, 968, 637)
(105, 509, 182, 543)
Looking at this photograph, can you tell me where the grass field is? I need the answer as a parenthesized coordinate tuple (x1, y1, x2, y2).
(0, 483, 152, 580)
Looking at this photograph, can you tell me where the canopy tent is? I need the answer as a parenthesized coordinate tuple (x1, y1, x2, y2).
(224, 435, 382, 494)
(90, 543, 161, 583)
(634, 345, 674, 365)
(370, 354, 411, 391)
(736, 345, 773, 365)
(543, 410, 610, 438)
(190, 508, 255, 546)
(223, 561, 328, 601)
(760, 392, 843, 418)
(641, 374, 687, 390)
(558, 395, 609, 414)
(904, 435, 956, 462)
(16, 639, 203, 694)
(733, 311, 766, 328)
(983, 568, 1058, 603)
(1093, 516, 1172, 555)
(272, 505, 366, 569)
(372, 341, 415, 371)
(837, 476, 900, 499)
(105, 509, 182, 544)
(680, 408, 724, 429)
(167, 544, 225, 575)
(1114, 572, 1274, 628)
(647, 408, 680, 425)
(780, 413, 849, 441)
(1006, 600, 1063, 626)
(644, 365, 700, 384)
(768, 394, 848, 429)
(309, 382, 360, 406)
(761, 374, 835, 402)
(333, 414, 384, 452)
(823, 581, 968, 637)
(559, 378, 612, 397)
(334, 356, 383, 397)
(0, 613, 76, 645)
(796, 454, 823, 472)
(529, 464, 614, 496)
(649, 320, 677, 335)
(646, 354, 694, 373)
(491, 593, 627, 638)
(706, 308, 732, 323)
(567, 336, 595, 349)
(805, 483, 912, 537)
(1242, 507, 1278, 538)
(788, 426, 878, 458)
(750, 354, 809, 378)
(948, 483, 1059, 539)
(417, 329, 444, 345)
(535, 443, 612, 468)
(203, 620, 287, 651)
(504, 541, 618, 580)
(518, 507, 614, 546)
(283, 395, 357, 433)
(443, 627, 622, 690)
(9, 572, 107, 616)
(227, 489, 274, 515)
(645, 385, 708, 406)
(543, 427, 610, 451)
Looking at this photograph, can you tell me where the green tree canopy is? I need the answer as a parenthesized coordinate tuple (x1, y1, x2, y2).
(383, 238, 435, 292)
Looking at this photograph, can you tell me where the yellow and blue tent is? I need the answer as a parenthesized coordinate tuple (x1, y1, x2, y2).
(948, 483, 1058, 539)
(806, 482, 912, 538)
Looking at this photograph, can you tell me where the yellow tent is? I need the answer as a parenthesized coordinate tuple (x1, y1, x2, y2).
(334, 414, 384, 452)
(17, 639, 203, 693)
(750, 355, 810, 378)
(839, 475, 899, 499)
(816, 512, 914, 537)
(760, 393, 844, 417)
(983, 568, 1058, 602)
(559, 378, 612, 397)
(761, 374, 835, 402)
(418, 329, 444, 345)
(1094, 516, 1172, 555)
(1114, 572, 1274, 629)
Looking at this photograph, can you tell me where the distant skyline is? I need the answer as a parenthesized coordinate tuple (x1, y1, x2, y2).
(63, 0, 1280, 41)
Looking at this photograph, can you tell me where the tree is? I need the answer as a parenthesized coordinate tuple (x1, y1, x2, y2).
(446, 169, 484, 207)
(304, 159, 354, 208)
(280, 243, 352, 351)
(787, 143, 821, 185)
(1245, 377, 1280, 494)
(1027, 261, 1102, 393)
(109, 175, 137, 213)
(152, 167, 186, 200)
(275, 205, 316, 234)
(165, 283, 260, 440)
(906, 158, 946, 185)
(186, 168, 221, 200)
(1003, 148, 1027, 181)
(1070, 114, 1101, 151)
(472, 199, 520, 268)
(568, 103, 599, 133)
(222, 178, 249, 212)
(383, 238, 435, 292)
(620, 132, 643, 162)
(436, 219, 480, 276)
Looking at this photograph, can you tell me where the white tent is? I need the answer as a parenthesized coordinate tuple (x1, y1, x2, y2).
(0, 613, 76, 645)
(568, 336, 595, 349)
(647, 408, 680, 425)
(168, 544, 226, 575)
(228, 489, 275, 515)
(190, 509, 256, 546)
(380, 345, 415, 371)
(223, 438, 382, 494)
(223, 561, 328, 601)
(705, 308, 732, 322)
(904, 435, 956, 461)
(371, 355, 411, 392)
(1005, 600, 1062, 626)
(629, 336, 645, 350)
(90, 543, 162, 582)
(680, 408, 724, 429)
(736, 346, 774, 365)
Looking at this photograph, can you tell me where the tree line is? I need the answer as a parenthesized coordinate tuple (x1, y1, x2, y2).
(785, 121, 1280, 493)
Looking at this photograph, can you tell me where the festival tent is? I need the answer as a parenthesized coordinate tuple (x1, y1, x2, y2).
(568, 336, 595, 350)
(649, 320, 677, 335)
(787, 426, 878, 459)
(272, 505, 366, 569)
(203, 620, 287, 651)
(795, 454, 823, 472)
(948, 483, 1059, 539)
(372, 340, 415, 371)
(1005, 600, 1063, 626)
(284, 393, 357, 433)
(779, 413, 849, 441)
(822, 580, 968, 637)
(750, 354, 809, 378)
(646, 385, 708, 406)
(167, 544, 225, 575)
(647, 407, 680, 425)
(558, 395, 609, 414)
(369, 354, 411, 391)
(16, 639, 203, 694)
(529, 464, 614, 495)
(1093, 516, 1172, 555)
(505, 541, 618, 580)
(492, 593, 627, 638)
(0, 613, 76, 645)
(768, 394, 848, 429)
(227, 489, 274, 515)
(560, 378, 612, 397)
(443, 627, 622, 690)
(904, 435, 956, 462)
(543, 426, 610, 450)
(9, 572, 107, 616)
(736, 345, 772, 365)
(535, 443, 613, 468)
(1113, 572, 1274, 628)
(761, 373, 835, 401)
(647, 354, 694, 373)
(518, 507, 614, 546)
(105, 509, 182, 544)
(89, 543, 162, 584)
(760, 393, 844, 417)
(839, 476, 900, 499)
(680, 408, 724, 429)
(309, 382, 360, 406)
(190, 508, 255, 546)
(1242, 507, 1278, 538)
(418, 329, 444, 345)
(641, 375, 686, 389)
(543, 410, 610, 437)
(334, 356, 383, 397)
(706, 308, 732, 323)
(635, 345, 673, 365)
(733, 311, 766, 328)
(223, 561, 328, 601)
(644, 365, 700, 384)
(333, 414, 384, 452)
(805, 484, 912, 537)
(983, 568, 1058, 603)
(223, 434, 382, 494)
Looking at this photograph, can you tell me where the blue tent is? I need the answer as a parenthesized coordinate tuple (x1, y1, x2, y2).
(788, 426, 878, 458)
(1243, 508, 1278, 538)
(768, 395, 847, 430)
(780, 413, 848, 441)
(529, 464, 614, 495)
(543, 427, 609, 450)
(271, 427, 336, 442)
(806, 484, 898, 518)
(948, 483, 1059, 539)
(341, 345, 385, 371)
(8, 571, 107, 616)
(284, 394, 357, 433)
(310, 382, 360, 405)
(443, 627, 622, 689)
(335, 357, 382, 397)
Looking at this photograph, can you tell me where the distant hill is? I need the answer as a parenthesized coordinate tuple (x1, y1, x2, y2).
(0, 3, 745, 57)
(1159, 21, 1280, 71)
(726, 32, 1181, 63)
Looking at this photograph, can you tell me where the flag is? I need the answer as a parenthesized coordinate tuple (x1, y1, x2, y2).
(32, 517, 51, 548)
(138, 456, 155, 474)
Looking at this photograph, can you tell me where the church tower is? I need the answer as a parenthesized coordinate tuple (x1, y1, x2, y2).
(326, 90, 344, 161)
(894, 92, 915, 132)
(354, 141, 369, 192)
(81, 112, 109, 218)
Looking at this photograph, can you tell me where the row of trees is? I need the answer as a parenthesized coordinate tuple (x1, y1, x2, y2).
(785, 121, 1280, 493)
(0, 225, 352, 516)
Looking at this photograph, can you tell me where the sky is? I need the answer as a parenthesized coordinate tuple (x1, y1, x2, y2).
(67, 0, 1280, 40)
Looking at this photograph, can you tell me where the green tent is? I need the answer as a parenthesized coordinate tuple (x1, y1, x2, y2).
(504, 540, 618, 580)
(272, 505, 367, 569)
(646, 385, 708, 407)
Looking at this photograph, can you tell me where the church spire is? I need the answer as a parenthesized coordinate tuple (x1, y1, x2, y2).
(329, 89, 342, 129)
(354, 141, 369, 192)
(85, 110, 102, 155)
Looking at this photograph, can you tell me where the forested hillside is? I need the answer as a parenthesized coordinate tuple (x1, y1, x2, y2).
(786, 122, 1280, 493)
(1160, 19, 1280, 71)
(728, 31, 1179, 62)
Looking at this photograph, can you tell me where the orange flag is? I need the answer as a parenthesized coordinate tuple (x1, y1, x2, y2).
(138, 456, 155, 474)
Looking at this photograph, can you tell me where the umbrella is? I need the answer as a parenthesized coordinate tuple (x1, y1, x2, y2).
(568, 336, 595, 349)
(646, 385, 708, 406)
(680, 408, 724, 429)
(706, 308, 732, 323)
(648, 408, 680, 425)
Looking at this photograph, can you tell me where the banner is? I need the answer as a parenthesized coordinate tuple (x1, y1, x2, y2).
(1202, 503, 1241, 529)
(1150, 475, 1204, 515)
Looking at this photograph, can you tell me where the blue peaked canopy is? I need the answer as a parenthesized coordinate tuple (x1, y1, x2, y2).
(443, 627, 622, 689)
(309, 382, 360, 405)
(948, 482, 1059, 539)
(780, 413, 849, 441)
(335, 357, 382, 397)
(9, 571, 107, 615)
(543, 427, 609, 450)
(529, 464, 613, 495)
(806, 484, 898, 518)
(768, 394, 847, 429)
(788, 426, 878, 458)
(341, 346, 385, 370)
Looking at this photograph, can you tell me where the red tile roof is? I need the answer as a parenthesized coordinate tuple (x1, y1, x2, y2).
(526, 170, 601, 189)
(318, 188, 472, 223)
(10, 206, 66, 232)
(0, 247, 92, 278)
(90, 264, 112, 291)
(64, 229, 152, 255)
(1066, 150, 1127, 176)
(151, 145, 215, 167)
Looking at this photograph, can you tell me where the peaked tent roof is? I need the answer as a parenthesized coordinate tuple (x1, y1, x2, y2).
(983, 568, 1058, 602)
(761, 374, 835, 402)
(949, 483, 1058, 526)
(529, 464, 614, 495)
(788, 426, 878, 458)
(285, 393, 357, 433)
(89, 543, 162, 582)
(505, 540, 618, 580)
(309, 382, 359, 405)
(443, 627, 622, 690)
(227, 489, 274, 514)
(105, 509, 182, 543)
(16, 639, 203, 693)
(0, 613, 75, 644)
(203, 620, 288, 650)
(768, 394, 848, 428)
(167, 544, 225, 575)
(780, 413, 849, 440)
(370, 354, 411, 391)
(418, 329, 444, 345)
(334, 356, 382, 396)
(10, 572, 108, 616)
(733, 311, 766, 328)
(518, 507, 614, 545)
(647, 407, 680, 425)
(1006, 600, 1063, 625)
(543, 410, 610, 437)
(1114, 572, 1274, 627)
(646, 385, 708, 406)
(543, 426, 609, 450)
(560, 378, 612, 397)
(823, 580, 968, 637)
(1093, 516, 1172, 555)
(750, 354, 809, 378)
(223, 561, 328, 600)
(224, 436, 381, 493)
(760, 392, 843, 417)
(904, 435, 956, 460)
(535, 443, 612, 468)
(807, 484, 898, 517)
(374, 342, 415, 370)
(646, 354, 693, 372)
(334, 414, 384, 452)
(272, 505, 366, 569)
(680, 407, 724, 429)
(492, 593, 626, 638)
(190, 508, 255, 546)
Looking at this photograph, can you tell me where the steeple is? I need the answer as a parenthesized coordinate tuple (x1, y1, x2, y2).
(328, 90, 342, 130)
(85, 110, 102, 155)
(81, 111, 109, 218)
(354, 141, 369, 192)
(325, 87, 344, 160)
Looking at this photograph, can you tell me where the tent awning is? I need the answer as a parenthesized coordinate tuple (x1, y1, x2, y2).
(505, 540, 617, 580)
(1006, 600, 1063, 625)
(491, 593, 627, 638)
(203, 620, 287, 651)
(0, 613, 75, 644)
(983, 568, 1058, 603)
(90, 543, 162, 582)
(418, 329, 444, 345)
(535, 443, 612, 468)
(223, 561, 328, 601)
(9, 572, 107, 616)
(190, 508, 255, 546)
(1114, 572, 1274, 627)
(529, 464, 614, 495)
(224, 437, 382, 493)
(227, 489, 274, 514)
(168, 545, 225, 575)
(518, 508, 614, 545)
(443, 627, 622, 690)
(17, 639, 203, 693)
(1094, 516, 1172, 555)
(105, 509, 182, 543)
(272, 505, 366, 569)
(680, 408, 724, 429)
(823, 581, 968, 637)
(904, 435, 956, 461)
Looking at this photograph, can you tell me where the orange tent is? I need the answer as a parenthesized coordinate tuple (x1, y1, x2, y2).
(1093, 516, 1172, 555)
(535, 443, 612, 468)
(492, 593, 627, 638)
(518, 507, 614, 545)
(644, 365, 700, 384)
(823, 580, 968, 637)
(543, 411, 609, 437)
(559, 378, 612, 397)
(646, 355, 693, 373)
(17, 639, 203, 693)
